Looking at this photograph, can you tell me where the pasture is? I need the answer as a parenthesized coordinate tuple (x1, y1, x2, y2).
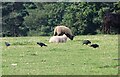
(1, 35, 118, 75)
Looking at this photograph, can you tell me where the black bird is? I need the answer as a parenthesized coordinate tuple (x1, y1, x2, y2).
(90, 44, 99, 48)
(5, 42, 10, 47)
(37, 42, 47, 47)
(82, 40, 91, 45)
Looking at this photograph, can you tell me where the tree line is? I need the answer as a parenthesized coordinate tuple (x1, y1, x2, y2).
(2, 2, 120, 37)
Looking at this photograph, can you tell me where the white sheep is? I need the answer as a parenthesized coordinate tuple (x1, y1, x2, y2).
(49, 34, 68, 43)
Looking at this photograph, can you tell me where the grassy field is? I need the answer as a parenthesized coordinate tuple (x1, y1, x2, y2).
(1, 35, 119, 75)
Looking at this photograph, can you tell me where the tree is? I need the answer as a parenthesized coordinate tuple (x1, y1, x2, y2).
(2, 2, 120, 37)
(2, 2, 36, 37)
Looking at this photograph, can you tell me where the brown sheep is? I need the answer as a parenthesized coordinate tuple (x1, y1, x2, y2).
(54, 26, 74, 40)
(103, 13, 120, 34)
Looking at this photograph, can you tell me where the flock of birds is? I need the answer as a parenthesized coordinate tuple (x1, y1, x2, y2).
(5, 40, 99, 48)
(82, 40, 99, 48)
(5, 42, 47, 47)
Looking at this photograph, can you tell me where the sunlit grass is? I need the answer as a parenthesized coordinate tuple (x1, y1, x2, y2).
(1, 35, 118, 75)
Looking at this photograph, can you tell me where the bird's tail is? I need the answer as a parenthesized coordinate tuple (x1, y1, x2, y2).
(44, 45, 47, 46)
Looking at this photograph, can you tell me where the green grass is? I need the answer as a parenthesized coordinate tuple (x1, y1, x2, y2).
(1, 35, 118, 75)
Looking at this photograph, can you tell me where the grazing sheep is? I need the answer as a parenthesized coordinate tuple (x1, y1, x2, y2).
(37, 42, 47, 47)
(49, 34, 67, 43)
(5, 42, 10, 47)
(90, 44, 99, 48)
(54, 26, 74, 40)
(82, 40, 91, 45)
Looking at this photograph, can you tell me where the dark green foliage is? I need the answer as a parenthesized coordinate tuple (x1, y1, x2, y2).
(2, 2, 120, 37)
(2, 2, 36, 37)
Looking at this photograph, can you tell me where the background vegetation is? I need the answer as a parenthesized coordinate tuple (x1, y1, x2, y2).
(2, 2, 120, 37)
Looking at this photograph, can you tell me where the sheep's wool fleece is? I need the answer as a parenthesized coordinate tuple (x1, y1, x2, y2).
(49, 34, 67, 43)
(54, 26, 73, 35)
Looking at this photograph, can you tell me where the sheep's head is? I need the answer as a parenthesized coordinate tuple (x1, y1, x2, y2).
(65, 34, 74, 40)
(70, 35, 74, 40)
